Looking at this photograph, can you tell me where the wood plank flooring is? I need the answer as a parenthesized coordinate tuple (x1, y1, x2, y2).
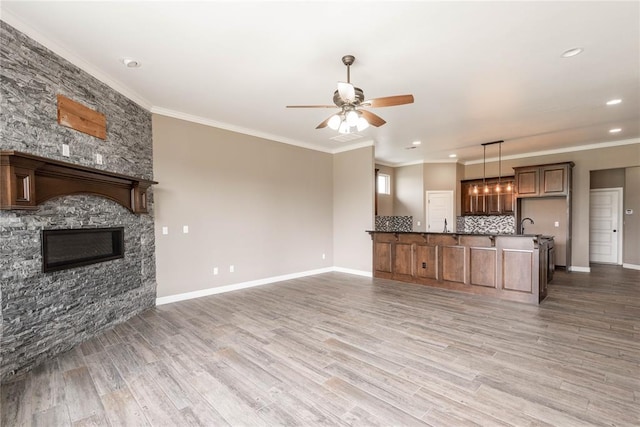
(2, 264, 639, 426)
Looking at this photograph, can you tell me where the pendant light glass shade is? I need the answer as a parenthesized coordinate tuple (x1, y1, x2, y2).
(328, 114, 341, 130)
(338, 121, 350, 134)
(357, 116, 369, 131)
(331, 109, 370, 134)
(346, 110, 359, 126)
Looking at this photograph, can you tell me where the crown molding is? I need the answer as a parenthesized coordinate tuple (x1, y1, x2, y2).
(152, 107, 374, 155)
(393, 158, 460, 167)
(331, 139, 375, 154)
(462, 138, 640, 165)
(376, 138, 639, 168)
(1, 13, 153, 110)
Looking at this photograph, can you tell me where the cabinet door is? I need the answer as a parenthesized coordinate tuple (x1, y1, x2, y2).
(374, 242, 392, 273)
(462, 183, 475, 215)
(394, 243, 414, 277)
(501, 192, 514, 214)
(487, 192, 501, 214)
(415, 245, 437, 279)
(501, 180, 515, 214)
(541, 165, 567, 195)
(516, 168, 539, 197)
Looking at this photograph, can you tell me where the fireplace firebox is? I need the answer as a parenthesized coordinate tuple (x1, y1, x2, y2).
(42, 227, 124, 272)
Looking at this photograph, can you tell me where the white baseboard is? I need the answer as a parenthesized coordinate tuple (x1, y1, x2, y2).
(623, 263, 640, 271)
(568, 266, 591, 273)
(332, 267, 373, 277)
(155, 266, 371, 306)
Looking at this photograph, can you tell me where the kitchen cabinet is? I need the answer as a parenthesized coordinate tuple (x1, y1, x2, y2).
(461, 176, 514, 215)
(514, 162, 574, 269)
(368, 231, 549, 305)
(514, 162, 573, 197)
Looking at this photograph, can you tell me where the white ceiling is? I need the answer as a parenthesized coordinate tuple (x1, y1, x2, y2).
(2, 1, 639, 165)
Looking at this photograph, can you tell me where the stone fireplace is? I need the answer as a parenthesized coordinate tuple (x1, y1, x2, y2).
(0, 21, 157, 381)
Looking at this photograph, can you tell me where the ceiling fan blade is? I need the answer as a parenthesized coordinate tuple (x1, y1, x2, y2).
(337, 82, 356, 103)
(362, 94, 414, 108)
(360, 109, 386, 127)
(286, 105, 336, 108)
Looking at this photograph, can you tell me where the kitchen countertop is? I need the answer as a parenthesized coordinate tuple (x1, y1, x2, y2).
(367, 230, 554, 239)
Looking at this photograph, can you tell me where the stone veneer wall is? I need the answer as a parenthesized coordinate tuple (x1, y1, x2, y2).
(0, 22, 156, 380)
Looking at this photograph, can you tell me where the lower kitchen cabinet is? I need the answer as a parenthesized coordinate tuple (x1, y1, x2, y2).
(369, 231, 550, 305)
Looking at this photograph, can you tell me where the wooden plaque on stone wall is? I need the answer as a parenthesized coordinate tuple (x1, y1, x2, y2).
(57, 94, 107, 140)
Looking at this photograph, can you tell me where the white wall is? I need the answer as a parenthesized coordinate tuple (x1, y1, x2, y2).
(333, 147, 375, 274)
(153, 114, 335, 298)
(394, 163, 424, 231)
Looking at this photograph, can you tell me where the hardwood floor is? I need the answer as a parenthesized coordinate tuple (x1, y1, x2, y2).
(2, 264, 639, 426)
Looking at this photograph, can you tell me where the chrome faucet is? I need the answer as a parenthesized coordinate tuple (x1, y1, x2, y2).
(521, 217, 534, 234)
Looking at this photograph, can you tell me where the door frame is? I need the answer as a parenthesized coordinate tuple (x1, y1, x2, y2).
(425, 190, 455, 233)
(589, 187, 623, 265)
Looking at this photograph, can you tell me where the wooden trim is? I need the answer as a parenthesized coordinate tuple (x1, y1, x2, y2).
(57, 95, 107, 140)
(0, 151, 157, 214)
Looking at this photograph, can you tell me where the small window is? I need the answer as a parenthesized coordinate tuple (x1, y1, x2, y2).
(377, 173, 391, 195)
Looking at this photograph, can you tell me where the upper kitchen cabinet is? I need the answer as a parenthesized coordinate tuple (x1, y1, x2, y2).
(514, 162, 574, 197)
(461, 176, 515, 215)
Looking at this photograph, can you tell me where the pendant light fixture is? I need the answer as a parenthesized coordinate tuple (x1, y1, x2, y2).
(480, 140, 505, 193)
(496, 141, 502, 193)
(327, 108, 370, 133)
(482, 144, 489, 193)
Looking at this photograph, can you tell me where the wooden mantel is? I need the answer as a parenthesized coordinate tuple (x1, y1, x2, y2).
(0, 151, 157, 214)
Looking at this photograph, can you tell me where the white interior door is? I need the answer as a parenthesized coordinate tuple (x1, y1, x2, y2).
(589, 188, 622, 264)
(426, 191, 454, 233)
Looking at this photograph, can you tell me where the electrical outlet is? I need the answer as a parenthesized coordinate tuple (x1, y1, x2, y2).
(322, 253, 326, 260)
(417, 221, 421, 226)
(422, 262, 427, 268)
(62, 144, 70, 157)
(213, 267, 218, 275)
(96, 153, 103, 165)
(229, 265, 234, 273)
(183, 225, 189, 233)
(162, 226, 168, 235)
(554, 221, 559, 227)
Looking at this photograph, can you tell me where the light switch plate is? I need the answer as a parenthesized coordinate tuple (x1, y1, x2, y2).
(554, 221, 559, 227)
(96, 153, 103, 165)
(229, 265, 234, 273)
(62, 144, 70, 157)
(183, 225, 189, 233)
(162, 226, 168, 235)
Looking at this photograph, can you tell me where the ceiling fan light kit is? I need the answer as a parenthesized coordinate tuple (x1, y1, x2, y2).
(287, 55, 414, 134)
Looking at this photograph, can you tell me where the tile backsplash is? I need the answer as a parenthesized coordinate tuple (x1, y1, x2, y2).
(457, 215, 515, 234)
(375, 216, 413, 232)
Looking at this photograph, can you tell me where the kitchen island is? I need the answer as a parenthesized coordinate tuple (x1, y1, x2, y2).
(368, 231, 553, 305)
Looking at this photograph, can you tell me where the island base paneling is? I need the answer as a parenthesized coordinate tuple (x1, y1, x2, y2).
(369, 232, 548, 305)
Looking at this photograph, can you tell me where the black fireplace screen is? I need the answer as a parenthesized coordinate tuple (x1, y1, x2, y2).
(42, 227, 124, 272)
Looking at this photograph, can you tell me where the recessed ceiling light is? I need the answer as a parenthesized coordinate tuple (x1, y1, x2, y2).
(561, 47, 583, 58)
(606, 99, 622, 106)
(609, 128, 622, 133)
(122, 58, 142, 68)
(449, 154, 457, 158)
(412, 141, 421, 145)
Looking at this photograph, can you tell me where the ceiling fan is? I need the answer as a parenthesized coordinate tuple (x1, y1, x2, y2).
(286, 55, 414, 133)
